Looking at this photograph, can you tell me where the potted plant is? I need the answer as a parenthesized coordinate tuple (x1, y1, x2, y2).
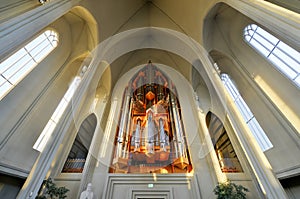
(213, 180, 249, 199)
(36, 178, 69, 199)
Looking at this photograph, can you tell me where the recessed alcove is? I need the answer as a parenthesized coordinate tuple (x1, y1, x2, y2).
(110, 62, 193, 174)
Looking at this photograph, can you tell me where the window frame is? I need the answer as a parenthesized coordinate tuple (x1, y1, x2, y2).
(33, 76, 81, 152)
(0, 29, 59, 100)
(221, 73, 273, 152)
(243, 24, 300, 87)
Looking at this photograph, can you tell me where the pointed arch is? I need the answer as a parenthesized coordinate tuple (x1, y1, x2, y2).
(62, 113, 97, 173)
(206, 111, 243, 173)
(110, 62, 193, 174)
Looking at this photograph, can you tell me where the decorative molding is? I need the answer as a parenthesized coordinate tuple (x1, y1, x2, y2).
(0, 162, 29, 178)
(130, 188, 173, 199)
(54, 173, 82, 181)
(276, 164, 300, 179)
(0, 0, 32, 13)
(103, 174, 199, 199)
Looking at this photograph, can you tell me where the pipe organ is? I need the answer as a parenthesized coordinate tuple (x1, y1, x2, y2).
(111, 62, 193, 173)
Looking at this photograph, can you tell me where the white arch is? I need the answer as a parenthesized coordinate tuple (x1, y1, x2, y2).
(80, 27, 287, 199)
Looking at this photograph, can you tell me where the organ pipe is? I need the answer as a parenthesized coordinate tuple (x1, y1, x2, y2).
(168, 97, 179, 158)
(145, 111, 155, 155)
(116, 87, 131, 158)
(159, 118, 167, 151)
(133, 120, 141, 152)
(122, 99, 133, 158)
(169, 92, 185, 158)
(111, 62, 192, 173)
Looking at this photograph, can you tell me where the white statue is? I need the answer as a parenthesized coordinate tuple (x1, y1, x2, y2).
(80, 183, 94, 199)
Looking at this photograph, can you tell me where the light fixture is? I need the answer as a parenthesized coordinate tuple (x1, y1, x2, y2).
(39, 0, 49, 4)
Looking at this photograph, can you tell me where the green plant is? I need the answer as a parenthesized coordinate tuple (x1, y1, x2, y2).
(35, 178, 69, 199)
(213, 180, 249, 199)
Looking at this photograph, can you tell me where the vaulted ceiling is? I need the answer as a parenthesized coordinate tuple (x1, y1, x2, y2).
(70, 0, 299, 99)
(81, 0, 215, 44)
(77, 0, 218, 94)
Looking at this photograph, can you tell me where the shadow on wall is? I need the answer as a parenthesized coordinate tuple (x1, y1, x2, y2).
(0, 173, 26, 199)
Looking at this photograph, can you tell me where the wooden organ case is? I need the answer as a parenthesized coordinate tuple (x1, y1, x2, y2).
(110, 62, 193, 174)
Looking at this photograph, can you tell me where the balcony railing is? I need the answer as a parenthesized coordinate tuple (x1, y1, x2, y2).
(62, 158, 85, 173)
(219, 158, 243, 173)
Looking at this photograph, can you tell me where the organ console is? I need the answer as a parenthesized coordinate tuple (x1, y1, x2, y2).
(111, 61, 192, 174)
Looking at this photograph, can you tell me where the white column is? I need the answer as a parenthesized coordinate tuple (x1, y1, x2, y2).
(198, 52, 288, 198)
(16, 50, 100, 199)
(17, 105, 75, 199)
(77, 99, 107, 197)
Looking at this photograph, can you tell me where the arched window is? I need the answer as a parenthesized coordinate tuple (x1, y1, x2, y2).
(244, 24, 300, 87)
(33, 76, 81, 152)
(221, 73, 273, 152)
(0, 30, 59, 100)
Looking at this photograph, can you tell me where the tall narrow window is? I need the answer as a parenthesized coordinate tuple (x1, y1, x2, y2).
(221, 73, 273, 152)
(0, 30, 59, 100)
(33, 76, 81, 152)
(244, 24, 300, 87)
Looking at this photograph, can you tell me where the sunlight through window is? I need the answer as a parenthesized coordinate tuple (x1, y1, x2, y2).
(221, 73, 273, 152)
(244, 24, 300, 87)
(0, 30, 59, 100)
(33, 76, 81, 152)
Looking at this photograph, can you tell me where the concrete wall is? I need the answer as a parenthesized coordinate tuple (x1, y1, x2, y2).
(0, 0, 298, 198)
(204, 2, 300, 179)
(0, 7, 97, 197)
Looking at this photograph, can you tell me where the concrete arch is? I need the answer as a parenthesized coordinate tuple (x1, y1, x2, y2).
(79, 27, 288, 199)
(68, 6, 99, 50)
(89, 27, 220, 109)
(77, 113, 97, 151)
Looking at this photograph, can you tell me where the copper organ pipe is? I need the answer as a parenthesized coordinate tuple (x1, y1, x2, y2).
(122, 97, 133, 158)
(111, 62, 193, 174)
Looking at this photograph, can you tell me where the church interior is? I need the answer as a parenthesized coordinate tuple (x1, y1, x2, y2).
(0, 0, 299, 198)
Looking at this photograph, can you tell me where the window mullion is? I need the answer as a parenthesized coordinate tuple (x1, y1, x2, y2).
(0, 29, 59, 100)
(244, 24, 300, 88)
